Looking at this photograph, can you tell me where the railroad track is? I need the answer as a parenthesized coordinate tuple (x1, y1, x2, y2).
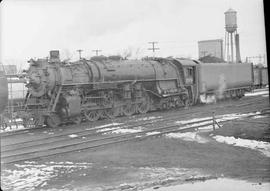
(2, 96, 267, 149)
(1, 110, 211, 149)
(2, 109, 269, 164)
(1, 93, 267, 138)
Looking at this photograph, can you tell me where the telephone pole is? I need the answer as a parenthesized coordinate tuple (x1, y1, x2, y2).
(92, 49, 102, 56)
(148, 42, 159, 57)
(77, 49, 83, 59)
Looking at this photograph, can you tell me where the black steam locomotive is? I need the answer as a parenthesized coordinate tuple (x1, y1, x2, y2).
(22, 50, 253, 128)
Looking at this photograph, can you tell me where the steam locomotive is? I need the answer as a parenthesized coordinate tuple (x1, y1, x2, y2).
(22, 50, 253, 128)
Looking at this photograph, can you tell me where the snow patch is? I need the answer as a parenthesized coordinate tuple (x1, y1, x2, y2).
(96, 126, 120, 133)
(111, 128, 142, 134)
(68, 134, 78, 138)
(176, 112, 262, 128)
(166, 132, 209, 143)
(2, 161, 92, 191)
(146, 131, 160, 136)
(133, 116, 162, 122)
(213, 135, 270, 157)
(216, 112, 261, 122)
(95, 122, 123, 129)
(252, 115, 267, 119)
(175, 117, 212, 125)
(245, 90, 269, 97)
(85, 122, 123, 130)
(0, 124, 26, 133)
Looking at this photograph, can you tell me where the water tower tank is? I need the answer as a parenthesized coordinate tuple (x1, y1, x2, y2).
(225, 8, 237, 33)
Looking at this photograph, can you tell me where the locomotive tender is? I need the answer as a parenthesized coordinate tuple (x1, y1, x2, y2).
(23, 50, 253, 128)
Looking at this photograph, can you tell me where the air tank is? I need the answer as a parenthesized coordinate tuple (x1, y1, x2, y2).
(225, 8, 237, 33)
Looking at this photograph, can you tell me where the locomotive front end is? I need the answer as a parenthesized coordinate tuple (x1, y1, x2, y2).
(22, 51, 66, 128)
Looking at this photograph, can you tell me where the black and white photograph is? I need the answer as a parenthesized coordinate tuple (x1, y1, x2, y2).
(0, 0, 269, 190)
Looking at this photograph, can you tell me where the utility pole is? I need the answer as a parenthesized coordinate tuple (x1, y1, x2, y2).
(92, 49, 102, 56)
(148, 42, 159, 57)
(77, 49, 83, 59)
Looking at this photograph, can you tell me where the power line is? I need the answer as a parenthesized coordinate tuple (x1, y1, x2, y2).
(92, 49, 102, 56)
(148, 42, 159, 55)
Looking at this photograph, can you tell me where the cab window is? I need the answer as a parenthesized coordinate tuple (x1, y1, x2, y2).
(184, 66, 194, 84)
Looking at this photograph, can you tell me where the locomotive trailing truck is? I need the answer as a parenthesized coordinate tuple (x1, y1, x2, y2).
(22, 50, 253, 128)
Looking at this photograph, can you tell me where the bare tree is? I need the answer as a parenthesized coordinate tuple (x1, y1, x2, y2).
(122, 47, 133, 59)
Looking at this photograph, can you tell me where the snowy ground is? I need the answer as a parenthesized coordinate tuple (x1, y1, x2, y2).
(2, 161, 92, 191)
(1, 88, 269, 191)
(213, 136, 270, 157)
(144, 178, 270, 191)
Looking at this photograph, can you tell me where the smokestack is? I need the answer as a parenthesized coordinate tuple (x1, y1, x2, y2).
(235, 33, 241, 63)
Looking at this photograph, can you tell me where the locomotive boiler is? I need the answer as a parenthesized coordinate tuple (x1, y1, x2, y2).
(24, 51, 189, 127)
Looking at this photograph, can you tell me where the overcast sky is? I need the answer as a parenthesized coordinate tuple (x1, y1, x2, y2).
(0, 0, 266, 69)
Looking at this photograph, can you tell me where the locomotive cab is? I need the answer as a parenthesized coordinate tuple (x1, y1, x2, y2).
(173, 59, 199, 105)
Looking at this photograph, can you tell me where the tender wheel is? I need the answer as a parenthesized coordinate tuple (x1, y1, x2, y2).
(122, 104, 136, 116)
(84, 110, 101, 121)
(45, 115, 61, 128)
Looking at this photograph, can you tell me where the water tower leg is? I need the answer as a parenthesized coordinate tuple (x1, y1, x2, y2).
(224, 31, 227, 61)
(231, 33, 234, 62)
(227, 32, 230, 62)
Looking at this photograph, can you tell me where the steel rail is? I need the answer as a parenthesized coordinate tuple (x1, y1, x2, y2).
(2, 109, 269, 164)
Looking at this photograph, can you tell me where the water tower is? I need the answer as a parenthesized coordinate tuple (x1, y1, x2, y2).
(224, 8, 241, 63)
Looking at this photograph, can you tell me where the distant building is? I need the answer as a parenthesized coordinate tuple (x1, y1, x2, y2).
(198, 39, 223, 60)
(3, 65, 17, 75)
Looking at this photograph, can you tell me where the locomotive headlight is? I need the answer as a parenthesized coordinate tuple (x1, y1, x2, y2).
(29, 71, 41, 88)
(27, 68, 48, 97)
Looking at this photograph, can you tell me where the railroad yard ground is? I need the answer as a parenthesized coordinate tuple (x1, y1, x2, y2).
(1, 88, 270, 191)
